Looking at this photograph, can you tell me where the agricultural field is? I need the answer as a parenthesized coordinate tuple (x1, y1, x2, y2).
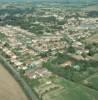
(0, 64, 28, 100)
(83, 5, 98, 11)
(93, 54, 98, 59)
(83, 73, 98, 90)
(31, 75, 98, 100)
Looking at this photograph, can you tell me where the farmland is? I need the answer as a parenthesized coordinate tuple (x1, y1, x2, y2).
(0, 64, 28, 100)
(83, 73, 98, 90)
(32, 76, 98, 100)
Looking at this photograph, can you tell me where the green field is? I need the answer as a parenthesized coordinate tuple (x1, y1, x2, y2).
(83, 73, 98, 90)
(93, 54, 98, 59)
(42, 77, 98, 100)
(32, 75, 98, 100)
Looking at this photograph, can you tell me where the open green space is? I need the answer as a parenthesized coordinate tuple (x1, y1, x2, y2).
(39, 76, 98, 100)
(83, 73, 98, 90)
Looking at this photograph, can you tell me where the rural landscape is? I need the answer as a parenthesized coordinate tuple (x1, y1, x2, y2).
(0, 0, 98, 100)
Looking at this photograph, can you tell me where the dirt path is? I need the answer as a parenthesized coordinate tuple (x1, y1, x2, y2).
(0, 64, 28, 100)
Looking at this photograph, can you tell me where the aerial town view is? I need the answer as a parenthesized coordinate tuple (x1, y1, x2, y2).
(0, 0, 98, 100)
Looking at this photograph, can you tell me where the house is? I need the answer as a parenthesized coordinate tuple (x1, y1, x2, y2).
(24, 67, 52, 79)
(60, 61, 72, 68)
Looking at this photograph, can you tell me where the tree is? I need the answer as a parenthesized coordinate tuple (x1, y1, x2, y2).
(63, 34, 73, 45)
(40, 52, 48, 58)
(85, 43, 97, 56)
(81, 52, 87, 60)
(67, 46, 76, 53)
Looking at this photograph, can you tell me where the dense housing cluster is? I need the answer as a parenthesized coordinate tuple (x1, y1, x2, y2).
(0, 2, 98, 100)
